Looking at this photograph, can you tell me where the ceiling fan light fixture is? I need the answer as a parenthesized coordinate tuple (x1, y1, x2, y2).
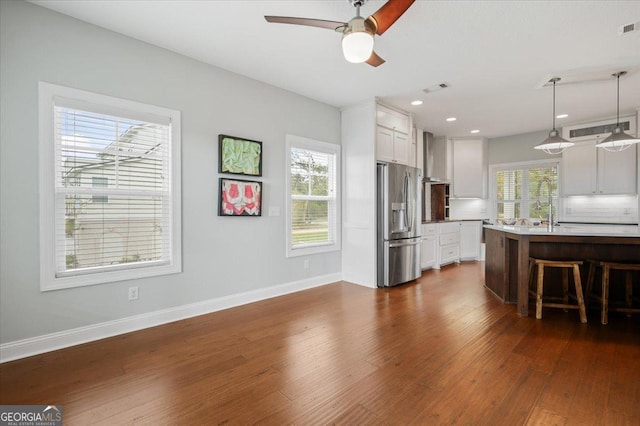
(595, 71, 640, 152)
(535, 77, 573, 155)
(342, 28, 374, 63)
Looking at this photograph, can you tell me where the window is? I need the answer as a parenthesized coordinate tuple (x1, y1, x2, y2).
(491, 160, 559, 223)
(285, 134, 340, 257)
(91, 176, 108, 203)
(39, 82, 181, 290)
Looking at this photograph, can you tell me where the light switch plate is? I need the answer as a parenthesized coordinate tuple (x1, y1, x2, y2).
(268, 206, 280, 217)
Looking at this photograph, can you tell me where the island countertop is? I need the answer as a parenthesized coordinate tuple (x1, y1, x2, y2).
(483, 225, 640, 317)
(484, 223, 640, 238)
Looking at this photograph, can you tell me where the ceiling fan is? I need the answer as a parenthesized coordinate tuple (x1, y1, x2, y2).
(265, 0, 415, 67)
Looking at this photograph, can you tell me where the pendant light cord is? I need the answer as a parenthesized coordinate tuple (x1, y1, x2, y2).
(616, 73, 620, 126)
(552, 79, 556, 130)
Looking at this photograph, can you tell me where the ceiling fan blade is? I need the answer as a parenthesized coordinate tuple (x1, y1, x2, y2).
(367, 0, 415, 35)
(366, 51, 385, 67)
(265, 16, 346, 31)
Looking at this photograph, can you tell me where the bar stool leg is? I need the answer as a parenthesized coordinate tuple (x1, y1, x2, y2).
(586, 261, 596, 309)
(536, 263, 544, 320)
(626, 271, 633, 317)
(601, 265, 610, 325)
(572, 264, 587, 324)
(562, 268, 569, 312)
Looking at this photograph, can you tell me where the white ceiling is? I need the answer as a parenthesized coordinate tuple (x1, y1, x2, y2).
(31, 0, 640, 139)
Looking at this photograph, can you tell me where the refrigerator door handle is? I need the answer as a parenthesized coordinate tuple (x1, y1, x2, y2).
(389, 238, 421, 248)
(403, 172, 409, 232)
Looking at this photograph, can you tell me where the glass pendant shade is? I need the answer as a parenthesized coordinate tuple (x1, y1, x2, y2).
(342, 31, 374, 63)
(595, 71, 640, 152)
(534, 77, 573, 155)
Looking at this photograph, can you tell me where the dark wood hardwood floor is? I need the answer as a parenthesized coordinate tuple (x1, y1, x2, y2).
(1, 262, 639, 425)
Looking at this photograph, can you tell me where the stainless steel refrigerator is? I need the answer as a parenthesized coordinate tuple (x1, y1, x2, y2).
(376, 162, 422, 287)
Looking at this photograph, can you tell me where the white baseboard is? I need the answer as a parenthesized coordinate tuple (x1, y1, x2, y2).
(0, 273, 341, 363)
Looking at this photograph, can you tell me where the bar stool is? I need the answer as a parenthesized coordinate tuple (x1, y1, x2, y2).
(586, 260, 640, 325)
(528, 258, 587, 323)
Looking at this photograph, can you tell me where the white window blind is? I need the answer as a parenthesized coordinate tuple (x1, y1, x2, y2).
(39, 82, 181, 290)
(286, 135, 340, 257)
(493, 161, 558, 223)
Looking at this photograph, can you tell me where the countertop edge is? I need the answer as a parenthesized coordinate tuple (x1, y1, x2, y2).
(484, 224, 640, 238)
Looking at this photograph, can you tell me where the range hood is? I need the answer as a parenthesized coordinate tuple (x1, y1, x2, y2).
(422, 131, 447, 182)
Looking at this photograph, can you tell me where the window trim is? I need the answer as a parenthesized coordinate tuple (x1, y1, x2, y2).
(285, 134, 341, 258)
(39, 82, 182, 291)
(489, 159, 561, 224)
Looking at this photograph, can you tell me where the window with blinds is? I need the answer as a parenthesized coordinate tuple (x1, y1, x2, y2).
(39, 82, 181, 290)
(286, 135, 340, 257)
(493, 162, 558, 223)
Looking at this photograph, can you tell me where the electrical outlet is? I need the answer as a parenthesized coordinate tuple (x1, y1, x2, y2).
(304, 259, 310, 269)
(128, 286, 139, 301)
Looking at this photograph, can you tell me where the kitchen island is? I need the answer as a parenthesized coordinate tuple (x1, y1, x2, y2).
(484, 224, 640, 317)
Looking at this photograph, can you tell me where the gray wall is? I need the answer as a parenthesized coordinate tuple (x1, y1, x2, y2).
(488, 129, 559, 165)
(0, 1, 341, 343)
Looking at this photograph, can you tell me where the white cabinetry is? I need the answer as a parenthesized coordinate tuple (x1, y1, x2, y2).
(451, 138, 488, 198)
(413, 127, 423, 170)
(420, 223, 437, 270)
(436, 221, 460, 268)
(376, 104, 411, 165)
(562, 141, 637, 196)
(459, 221, 482, 261)
(377, 126, 409, 165)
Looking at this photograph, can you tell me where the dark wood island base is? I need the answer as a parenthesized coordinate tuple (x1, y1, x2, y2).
(484, 226, 640, 317)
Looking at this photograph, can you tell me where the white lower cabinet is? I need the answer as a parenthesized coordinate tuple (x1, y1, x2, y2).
(436, 221, 460, 268)
(423, 221, 481, 269)
(459, 221, 482, 260)
(421, 224, 437, 270)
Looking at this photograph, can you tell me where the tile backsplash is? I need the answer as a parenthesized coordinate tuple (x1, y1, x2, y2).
(561, 195, 638, 224)
(449, 195, 638, 224)
(449, 198, 489, 220)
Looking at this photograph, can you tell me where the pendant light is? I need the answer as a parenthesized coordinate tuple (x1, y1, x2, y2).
(534, 77, 574, 155)
(595, 71, 640, 152)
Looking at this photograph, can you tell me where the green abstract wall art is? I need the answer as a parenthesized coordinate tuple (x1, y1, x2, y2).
(218, 134, 262, 177)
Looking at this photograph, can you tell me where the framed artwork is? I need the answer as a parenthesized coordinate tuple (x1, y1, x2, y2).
(218, 134, 262, 177)
(219, 178, 262, 216)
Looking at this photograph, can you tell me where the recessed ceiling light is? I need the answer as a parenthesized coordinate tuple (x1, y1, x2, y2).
(411, 100, 423, 106)
(470, 130, 480, 134)
(556, 114, 568, 119)
(446, 117, 457, 122)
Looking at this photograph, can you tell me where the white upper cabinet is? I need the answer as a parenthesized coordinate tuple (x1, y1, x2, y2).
(597, 145, 637, 194)
(376, 126, 395, 163)
(561, 115, 638, 196)
(561, 141, 597, 195)
(451, 138, 488, 198)
(376, 104, 412, 165)
(412, 127, 423, 170)
(376, 104, 410, 133)
(562, 141, 636, 195)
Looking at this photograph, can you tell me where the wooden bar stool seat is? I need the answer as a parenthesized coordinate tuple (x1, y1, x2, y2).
(586, 260, 640, 325)
(528, 258, 587, 323)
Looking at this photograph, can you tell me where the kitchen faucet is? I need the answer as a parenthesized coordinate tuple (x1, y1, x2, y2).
(536, 177, 554, 231)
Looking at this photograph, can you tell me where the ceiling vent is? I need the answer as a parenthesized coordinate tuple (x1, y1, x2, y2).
(422, 83, 449, 94)
(619, 21, 640, 35)
(562, 116, 636, 142)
